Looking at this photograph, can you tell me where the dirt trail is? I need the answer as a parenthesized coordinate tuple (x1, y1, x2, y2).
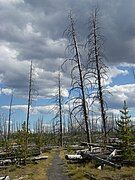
(47, 150, 71, 180)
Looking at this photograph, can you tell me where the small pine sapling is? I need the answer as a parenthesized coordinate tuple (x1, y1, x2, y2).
(116, 101, 134, 160)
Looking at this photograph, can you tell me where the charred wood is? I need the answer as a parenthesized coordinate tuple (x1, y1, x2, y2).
(80, 151, 121, 169)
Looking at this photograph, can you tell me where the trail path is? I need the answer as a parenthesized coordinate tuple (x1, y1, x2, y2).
(47, 150, 71, 180)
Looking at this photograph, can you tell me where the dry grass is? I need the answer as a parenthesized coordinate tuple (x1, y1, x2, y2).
(60, 149, 135, 180)
(0, 150, 55, 180)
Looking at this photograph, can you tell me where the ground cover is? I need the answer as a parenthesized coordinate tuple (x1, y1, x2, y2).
(0, 150, 54, 180)
(60, 149, 135, 180)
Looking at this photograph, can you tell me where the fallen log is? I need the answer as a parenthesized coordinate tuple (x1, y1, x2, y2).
(0, 159, 12, 166)
(80, 142, 119, 150)
(107, 149, 117, 160)
(0, 176, 10, 180)
(30, 155, 48, 161)
(0, 152, 11, 160)
(77, 150, 109, 158)
(110, 155, 123, 163)
(68, 145, 85, 151)
(65, 154, 82, 160)
(76, 149, 89, 155)
(81, 151, 121, 169)
(91, 147, 102, 153)
(0, 155, 48, 166)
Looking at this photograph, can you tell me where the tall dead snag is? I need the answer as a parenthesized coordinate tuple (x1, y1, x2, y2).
(58, 72, 63, 146)
(67, 103, 73, 134)
(63, 12, 91, 143)
(7, 94, 13, 140)
(25, 60, 33, 152)
(132, 66, 135, 82)
(52, 71, 63, 146)
(26, 61, 33, 134)
(86, 8, 108, 144)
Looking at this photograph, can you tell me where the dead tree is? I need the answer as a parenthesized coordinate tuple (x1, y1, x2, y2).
(26, 61, 33, 134)
(86, 8, 108, 144)
(0, 116, 3, 139)
(51, 71, 63, 146)
(25, 60, 36, 150)
(7, 94, 13, 140)
(58, 72, 63, 146)
(132, 66, 135, 81)
(63, 12, 91, 143)
(67, 103, 73, 134)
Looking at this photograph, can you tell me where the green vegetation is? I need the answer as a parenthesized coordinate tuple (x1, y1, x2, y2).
(16, 121, 28, 162)
(116, 101, 135, 160)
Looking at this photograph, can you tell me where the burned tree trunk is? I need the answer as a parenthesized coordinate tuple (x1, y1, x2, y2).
(51, 70, 64, 146)
(81, 151, 121, 169)
(7, 94, 13, 141)
(58, 72, 63, 146)
(26, 61, 33, 134)
(63, 12, 91, 143)
(87, 8, 108, 144)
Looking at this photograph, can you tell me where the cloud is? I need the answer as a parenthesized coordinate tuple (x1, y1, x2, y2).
(1, 88, 13, 95)
(0, 0, 24, 5)
(103, 66, 129, 85)
(106, 83, 135, 109)
(109, 66, 128, 79)
(0, 0, 135, 106)
(1, 103, 69, 115)
(1, 105, 28, 114)
(107, 109, 120, 116)
(1, 0, 135, 65)
(0, 44, 69, 98)
(0, 45, 30, 94)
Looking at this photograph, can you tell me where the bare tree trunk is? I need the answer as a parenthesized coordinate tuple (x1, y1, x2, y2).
(87, 9, 108, 144)
(132, 66, 135, 81)
(58, 72, 63, 146)
(7, 94, 13, 140)
(26, 61, 33, 134)
(52, 120, 56, 144)
(68, 103, 73, 134)
(25, 60, 33, 151)
(93, 10, 107, 144)
(69, 13, 91, 143)
(12, 121, 15, 133)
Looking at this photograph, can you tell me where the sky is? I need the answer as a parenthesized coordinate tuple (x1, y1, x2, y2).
(0, 0, 135, 130)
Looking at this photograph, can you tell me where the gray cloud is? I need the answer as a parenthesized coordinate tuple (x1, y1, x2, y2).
(106, 84, 135, 109)
(0, 0, 135, 101)
(1, 0, 135, 64)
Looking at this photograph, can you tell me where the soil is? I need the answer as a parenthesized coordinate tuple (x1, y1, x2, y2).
(47, 150, 71, 180)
